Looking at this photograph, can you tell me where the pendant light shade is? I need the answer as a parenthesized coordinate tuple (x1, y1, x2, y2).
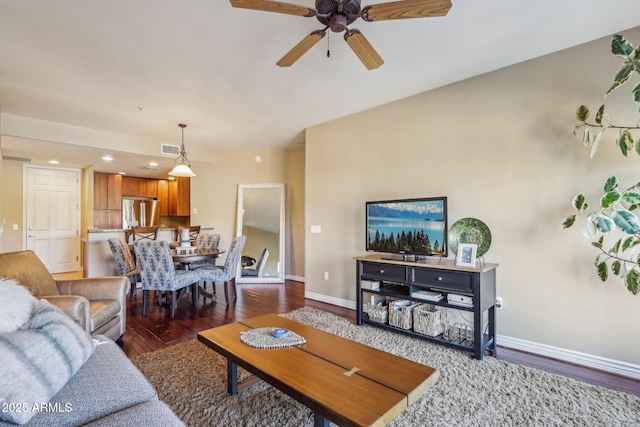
(169, 123, 196, 177)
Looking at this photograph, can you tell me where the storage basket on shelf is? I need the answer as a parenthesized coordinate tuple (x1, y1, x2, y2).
(363, 293, 387, 314)
(412, 304, 445, 337)
(366, 300, 389, 324)
(388, 300, 422, 330)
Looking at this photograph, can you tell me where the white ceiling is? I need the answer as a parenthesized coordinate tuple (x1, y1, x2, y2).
(2, 0, 640, 177)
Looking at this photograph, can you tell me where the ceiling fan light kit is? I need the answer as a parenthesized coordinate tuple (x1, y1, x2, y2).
(229, 0, 452, 69)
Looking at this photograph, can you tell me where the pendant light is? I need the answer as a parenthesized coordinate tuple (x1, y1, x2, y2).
(168, 123, 196, 177)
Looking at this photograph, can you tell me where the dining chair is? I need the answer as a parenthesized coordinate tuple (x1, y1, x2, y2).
(196, 236, 246, 305)
(241, 248, 269, 277)
(107, 237, 141, 301)
(133, 240, 200, 317)
(187, 234, 222, 273)
(174, 225, 201, 244)
(130, 226, 159, 243)
(195, 233, 220, 250)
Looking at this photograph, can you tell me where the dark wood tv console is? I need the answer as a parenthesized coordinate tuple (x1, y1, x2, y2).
(355, 254, 499, 360)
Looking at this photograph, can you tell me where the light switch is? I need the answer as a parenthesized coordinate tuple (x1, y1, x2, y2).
(192, 208, 198, 214)
(12, 224, 19, 231)
(310, 225, 321, 234)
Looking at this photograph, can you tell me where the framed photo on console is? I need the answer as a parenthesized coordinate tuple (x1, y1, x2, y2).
(456, 243, 477, 268)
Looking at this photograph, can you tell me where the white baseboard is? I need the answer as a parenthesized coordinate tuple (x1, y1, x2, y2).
(304, 291, 357, 310)
(301, 290, 640, 380)
(498, 334, 640, 380)
(286, 275, 305, 283)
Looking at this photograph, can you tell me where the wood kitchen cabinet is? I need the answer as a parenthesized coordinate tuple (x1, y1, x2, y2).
(158, 177, 190, 216)
(94, 209, 122, 229)
(94, 172, 122, 229)
(157, 179, 170, 216)
(95, 173, 188, 228)
(170, 177, 190, 216)
(122, 176, 157, 198)
(94, 172, 122, 210)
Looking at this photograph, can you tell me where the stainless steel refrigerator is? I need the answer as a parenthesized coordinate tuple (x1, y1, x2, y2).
(122, 198, 161, 228)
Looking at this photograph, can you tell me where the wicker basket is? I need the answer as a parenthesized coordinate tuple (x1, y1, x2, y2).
(412, 304, 445, 337)
(388, 301, 422, 330)
(367, 302, 389, 324)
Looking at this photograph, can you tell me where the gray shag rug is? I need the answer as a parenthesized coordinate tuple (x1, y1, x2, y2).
(131, 307, 640, 426)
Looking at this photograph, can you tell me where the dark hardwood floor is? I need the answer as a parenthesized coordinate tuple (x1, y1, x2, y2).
(119, 280, 353, 357)
(102, 277, 640, 397)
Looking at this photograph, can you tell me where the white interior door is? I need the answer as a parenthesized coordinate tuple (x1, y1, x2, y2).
(25, 166, 80, 273)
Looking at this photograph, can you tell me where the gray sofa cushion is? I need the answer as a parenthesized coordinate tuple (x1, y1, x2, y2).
(83, 400, 185, 426)
(0, 338, 157, 426)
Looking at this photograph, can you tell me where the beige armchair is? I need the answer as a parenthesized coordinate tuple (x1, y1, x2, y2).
(0, 250, 129, 342)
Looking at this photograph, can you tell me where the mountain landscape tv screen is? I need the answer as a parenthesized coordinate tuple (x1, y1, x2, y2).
(366, 197, 448, 257)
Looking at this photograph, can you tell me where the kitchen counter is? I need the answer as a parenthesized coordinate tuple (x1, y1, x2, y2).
(83, 227, 214, 278)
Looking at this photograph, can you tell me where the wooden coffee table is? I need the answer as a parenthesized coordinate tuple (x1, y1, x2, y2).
(197, 313, 439, 427)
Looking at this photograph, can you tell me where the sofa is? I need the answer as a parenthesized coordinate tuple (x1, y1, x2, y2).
(0, 250, 128, 341)
(0, 278, 184, 426)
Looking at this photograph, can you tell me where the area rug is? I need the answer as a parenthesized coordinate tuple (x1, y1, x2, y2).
(131, 307, 640, 426)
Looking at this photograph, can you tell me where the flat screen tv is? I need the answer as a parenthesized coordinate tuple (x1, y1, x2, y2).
(366, 197, 448, 258)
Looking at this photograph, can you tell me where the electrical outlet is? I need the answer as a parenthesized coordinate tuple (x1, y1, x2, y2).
(12, 224, 19, 231)
(192, 208, 198, 214)
(310, 225, 322, 234)
(495, 297, 503, 309)
(324, 271, 329, 280)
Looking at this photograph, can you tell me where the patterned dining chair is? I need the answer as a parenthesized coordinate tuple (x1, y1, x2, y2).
(196, 236, 246, 305)
(241, 248, 269, 277)
(108, 237, 141, 301)
(195, 233, 220, 250)
(188, 234, 222, 273)
(133, 240, 200, 317)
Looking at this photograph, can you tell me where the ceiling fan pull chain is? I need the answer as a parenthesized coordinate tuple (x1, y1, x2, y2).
(327, 32, 331, 58)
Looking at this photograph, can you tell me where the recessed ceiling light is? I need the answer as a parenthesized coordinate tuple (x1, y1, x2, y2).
(49, 160, 59, 164)
(118, 172, 127, 175)
(102, 156, 113, 161)
(167, 176, 176, 181)
(149, 162, 158, 167)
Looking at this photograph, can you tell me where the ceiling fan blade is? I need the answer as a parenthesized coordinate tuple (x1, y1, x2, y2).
(361, 0, 452, 21)
(344, 29, 384, 70)
(277, 30, 326, 67)
(230, 0, 315, 17)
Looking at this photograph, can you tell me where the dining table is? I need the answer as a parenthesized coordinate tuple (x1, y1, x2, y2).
(171, 247, 224, 269)
(128, 243, 224, 269)
(171, 247, 225, 302)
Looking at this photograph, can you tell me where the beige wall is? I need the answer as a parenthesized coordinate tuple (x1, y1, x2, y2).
(81, 167, 93, 238)
(190, 147, 303, 278)
(1, 160, 24, 252)
(305, 27, 640, 365)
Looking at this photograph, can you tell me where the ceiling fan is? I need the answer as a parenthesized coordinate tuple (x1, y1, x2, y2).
(229, 0, 452, 70)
